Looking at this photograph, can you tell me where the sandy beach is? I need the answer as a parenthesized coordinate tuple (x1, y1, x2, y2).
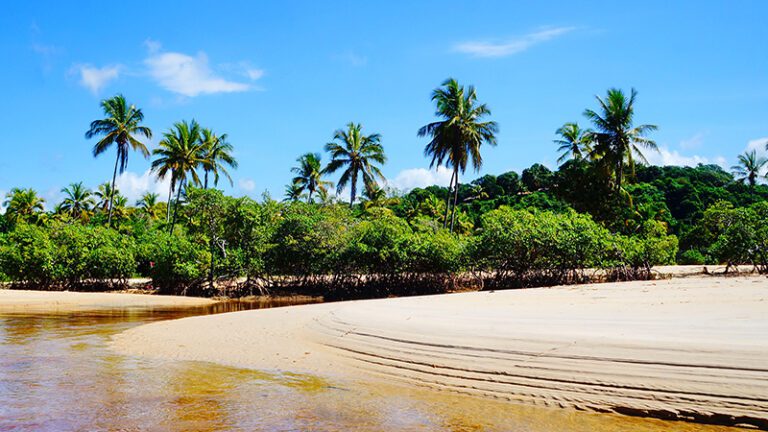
(0, 289, 213, 312)
(109, 276, 768, 428)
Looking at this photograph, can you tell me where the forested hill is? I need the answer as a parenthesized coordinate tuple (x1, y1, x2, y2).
(396, 161, 768, 264)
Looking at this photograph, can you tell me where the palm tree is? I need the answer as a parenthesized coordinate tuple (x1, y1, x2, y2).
(731, 150, 767, 188)
(323, 122, 387, 207)
(59, 182, 95, 220)
(583, 88, 657, 192)
(361, 182, 388, 209)
(85, 94, 152, 226)
(418, 78, 498, 232)
(3, 188, 45, 225)
(200, 128, 238, 188)
(554, 122, 593, 164)
(111, 195, 130, 224)
(283, 181, 305, 202)
(291, 153, 332, 203)
(136, 192, 160, 219)
(151, 120, 205, 232)
(94, 182, 117, 212)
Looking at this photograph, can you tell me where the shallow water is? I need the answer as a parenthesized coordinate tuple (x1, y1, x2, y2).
(0, 300, 750, 431)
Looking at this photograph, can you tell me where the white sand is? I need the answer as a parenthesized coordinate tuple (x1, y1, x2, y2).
(111, 276, 768, 427)
(0, 289, 213, 312)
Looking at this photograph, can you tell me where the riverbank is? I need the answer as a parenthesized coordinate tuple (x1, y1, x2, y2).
(0, 289, 213, 312)
(111, 276, 768, 429)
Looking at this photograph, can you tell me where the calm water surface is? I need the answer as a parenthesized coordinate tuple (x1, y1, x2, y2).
(0, 299, 750, 431)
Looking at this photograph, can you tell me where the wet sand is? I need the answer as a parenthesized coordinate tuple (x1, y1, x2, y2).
(111, 276, 768, 429)
(0, 289, 213, 312)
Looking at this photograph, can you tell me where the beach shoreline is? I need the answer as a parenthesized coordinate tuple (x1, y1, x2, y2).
(110, 276, 768, 429)
(0, 289, 214, 313)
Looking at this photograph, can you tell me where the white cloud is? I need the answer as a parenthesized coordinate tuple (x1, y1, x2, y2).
(745, 137, 768, 153)
(238, 178, 256, 192)
(113, 169, 172, 203)
(144, 38, 162, 53)
(454, 26, 575, 58)
(387, 166, 454, 191)
(246, 68, 265, 80)
(679, 132, 706, 150)
(145, 47, 251, 97)
(645, 147, 722, 167)
(75, 64, 121, 94)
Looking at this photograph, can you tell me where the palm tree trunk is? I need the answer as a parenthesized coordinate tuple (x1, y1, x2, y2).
(170, 178, 184, 234)
(450, 167, 460, 233)
(616, 159, 624, 193)
(350, 169, 357, 208)
(204, 171, 209, 189)
(166, 180, 174, 223)
(107, 154, 119, 227)
(443, 170, 456, 228)
(307, 188, 313, 203)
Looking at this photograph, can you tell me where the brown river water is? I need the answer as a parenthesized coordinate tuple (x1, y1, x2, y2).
(0, 300, 750, 431)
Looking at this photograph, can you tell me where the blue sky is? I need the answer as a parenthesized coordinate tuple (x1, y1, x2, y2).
(1, 1, 766, 206)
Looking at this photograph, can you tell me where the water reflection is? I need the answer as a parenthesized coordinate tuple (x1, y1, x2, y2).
(0, 299, 752, 431)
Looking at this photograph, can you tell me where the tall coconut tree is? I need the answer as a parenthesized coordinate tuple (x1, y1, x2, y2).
(85, 94, 152, 226)
(291, 153, 332, 203)
(200, 128, 238, 188)
(731, 150, 767, 188)
(151, 120, 205, 232)
(418, 78, 498, 232)
(583, 88, 657, 192)
(136, 192, 161, 219)
(59, 182, 95, 221)
(323, 122, 387, 207)
(3, 188, 45, 225)
(554, 122, 593, 164)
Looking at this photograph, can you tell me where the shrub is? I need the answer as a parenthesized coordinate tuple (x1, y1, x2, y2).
(678, 249, 706, 265)
(137, 230, 209, 295)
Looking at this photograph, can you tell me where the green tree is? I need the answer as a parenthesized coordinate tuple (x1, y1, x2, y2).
(136, 192, 161, 219)
(554, 122, 593, 164)
(59, 182, 95, 221)
(521, 163, 554, 192)
(418, 78, 498, 232)
(323, 122, 387, 207)
(85, 94, 152, 226)
(151, 120, 205, 232)
(3, 188, 45, 225)
(94, 182, 117, 212)
(199, 128, 238, 188)
(283, 181, 305, 202)
(291, 153, 332, 203)
(731, 150, 767, 188)
(583, 88, 657, 192)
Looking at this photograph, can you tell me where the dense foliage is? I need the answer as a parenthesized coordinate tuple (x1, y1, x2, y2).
(3, 158, 768, 298)
(1, 86, 765, 298)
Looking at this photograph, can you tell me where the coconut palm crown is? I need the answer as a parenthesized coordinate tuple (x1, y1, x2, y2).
(85, 94, 152, 226)
(291, 153, 332, 203)
(3, 188, 45, 225)
(583, 88, 657, 192)
(59, 182, 95, 220)
(418, 78, 498, 232)
(554, 122, 593, 164)
(731, 150, 767, 188)
(323, 122, 386, 207)
(151, 119, 205, 228)
(200, 128, 238, 188)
